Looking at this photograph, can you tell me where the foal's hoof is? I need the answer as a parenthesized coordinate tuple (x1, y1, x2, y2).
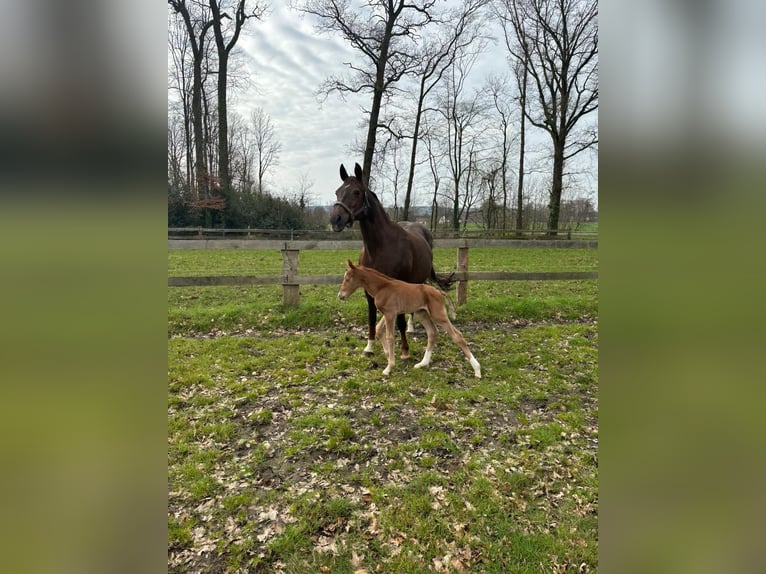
(400, 353, 410, 360)
(363, 350, 374, 357)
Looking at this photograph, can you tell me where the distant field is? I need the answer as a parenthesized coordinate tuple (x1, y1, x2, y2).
(167, 247, 598, 276)
(168, 247, 598, 573)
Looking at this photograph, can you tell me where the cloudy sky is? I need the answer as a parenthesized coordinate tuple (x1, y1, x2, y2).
(233, 3, 596, 207)
(232, 3, 507, 206)
(235, 4, 371, 205)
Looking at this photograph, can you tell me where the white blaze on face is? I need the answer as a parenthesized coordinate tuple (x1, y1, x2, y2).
(338, 271, 350, 300)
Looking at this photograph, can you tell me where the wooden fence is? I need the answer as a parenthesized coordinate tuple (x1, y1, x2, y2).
(168, 239, 597, 306)
(168, 227, 598, 241)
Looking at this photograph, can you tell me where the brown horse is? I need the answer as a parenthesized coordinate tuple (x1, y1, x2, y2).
(338, 260, 481, 378)
(330, 162, 452, 358)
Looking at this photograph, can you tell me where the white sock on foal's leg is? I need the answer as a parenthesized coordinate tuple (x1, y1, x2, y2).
(414, 348, 432, 369)
(468, 353, 481, 378)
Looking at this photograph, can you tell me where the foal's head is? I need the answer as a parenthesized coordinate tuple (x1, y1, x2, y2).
(337, 260, 364, 301)
(330, 162, 369, 231)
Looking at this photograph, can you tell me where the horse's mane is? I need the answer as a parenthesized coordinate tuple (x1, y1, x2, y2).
(363, 188, 393, 224)
(354, 264, 394, 282)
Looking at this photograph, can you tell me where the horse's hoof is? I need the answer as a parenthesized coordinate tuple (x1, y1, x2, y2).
(363, 351, 374, 357)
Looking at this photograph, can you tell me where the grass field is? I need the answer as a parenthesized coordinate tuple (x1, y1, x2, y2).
(168, 247, 598, 573)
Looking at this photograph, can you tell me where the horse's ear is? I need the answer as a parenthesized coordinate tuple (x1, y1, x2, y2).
(346, 259, 355, 269)
(340, 164, 348, 181)
(354, 162, 363, 181)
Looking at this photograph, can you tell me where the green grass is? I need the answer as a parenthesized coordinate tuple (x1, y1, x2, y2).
(168, 247, 597, 336)
(168, 247, 598, 573)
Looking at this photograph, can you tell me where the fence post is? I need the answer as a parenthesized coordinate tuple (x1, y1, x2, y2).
(281, 247, 300, 306)
(457, 243, 469, 306)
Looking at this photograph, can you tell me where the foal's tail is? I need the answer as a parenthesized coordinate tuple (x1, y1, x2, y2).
(430, 268, 455, 291)
(442, 291, 457, 320)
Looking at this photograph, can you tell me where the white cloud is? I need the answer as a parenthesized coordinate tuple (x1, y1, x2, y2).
(237, 5, 368, 204)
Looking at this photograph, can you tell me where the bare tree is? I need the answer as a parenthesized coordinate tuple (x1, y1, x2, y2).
(168, 107, 188, 196)
(293, 171, 315, 212)
(209, 1, 267, 194)
(227, 111, 256, 193)
(496, 0, 598, 235)
(400, 0, 489, 221)
(250, 107, 282, 194)
(437, 51, 489, 232)
(479, 162, 502, 230)
(168, 1, 215, 202)
(514, 51, 529, 232)
(484, 74, 516, 231)
(290, 0, 442, 186)
(168, 14, 196, 197)
(420, 114, 445, 230)
(378, 133, 407, 220)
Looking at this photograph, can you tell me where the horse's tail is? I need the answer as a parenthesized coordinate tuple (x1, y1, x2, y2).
(430, 267, 455, 291)
(442, 291, 457, 320)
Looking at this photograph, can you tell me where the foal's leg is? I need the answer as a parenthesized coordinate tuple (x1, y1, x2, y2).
(397, 314, 410, 359)
(413, 311, 437, 370)
(363, 292, 376, 355)
(406, 314, 416, 334)
(375, 317, 388, 358)
(382, 314, 397, 376)
(432, 311, 481, 378)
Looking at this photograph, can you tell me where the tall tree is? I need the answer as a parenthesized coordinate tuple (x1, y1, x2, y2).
(437, 51, 488, 232)
(168, 0, 215, 202)
(208, 1, 267, 194)
(168, 15, 195, 197)
(514, 51, 528, 232)
(250, 107, 282, 195)
(497, 0, 598, 235)
(400, 0, 489, 221)
(485, 74, 515, 231)
(290, 0, 441, 186)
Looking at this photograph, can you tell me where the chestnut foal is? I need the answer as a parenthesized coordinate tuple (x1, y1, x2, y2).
(338, 260, 481, 378)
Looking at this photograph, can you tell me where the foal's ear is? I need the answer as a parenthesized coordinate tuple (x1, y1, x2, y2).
(340, 164, 348, 181)
(346, 259, 355, 269)
(354, 162, 363, 181)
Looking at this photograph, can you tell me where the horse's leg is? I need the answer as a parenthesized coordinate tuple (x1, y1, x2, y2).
(413, 311, 437, 370)
(432, 311, 481, 378)
(363, 292, 376, 355)
(396, 314, 410, 360)
(382, 313, 397, 376)
(406, 314, 416, 334)
(375, 317, 388, 358)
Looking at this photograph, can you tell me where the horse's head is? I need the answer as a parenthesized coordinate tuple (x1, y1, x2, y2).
(338, 259, 361, 300)
(330, 162, 369, 232)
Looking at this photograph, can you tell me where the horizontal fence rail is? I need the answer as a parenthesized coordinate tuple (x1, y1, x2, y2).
(168, 243, 598, 306)
(169, 238, 598, 250)
(167, 271, 598, 288)
(168, 227, 598, 241)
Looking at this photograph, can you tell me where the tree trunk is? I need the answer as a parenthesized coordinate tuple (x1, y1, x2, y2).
(402, 80, 426, 222)
(547, 140, 564, 236)
(516, 56, 527, 233)
(363, 65, 387, 187)
(362, 7, 398, 187)
(216, 51, 230, 193)
(192, 57, 208, 202)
